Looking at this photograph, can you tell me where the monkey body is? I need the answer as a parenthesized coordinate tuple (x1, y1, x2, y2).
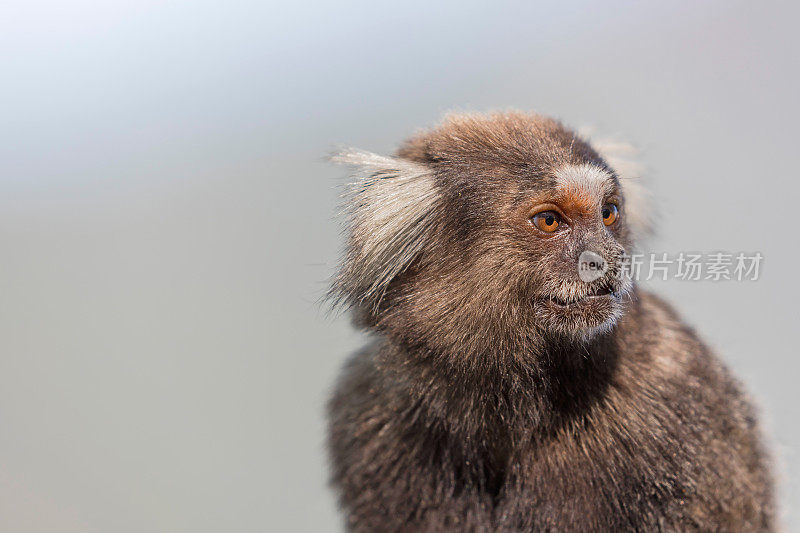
(329, 292, 772, 531)
(327, 113, 774, 531)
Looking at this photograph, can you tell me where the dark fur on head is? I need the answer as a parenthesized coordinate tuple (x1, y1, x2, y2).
(327, 112, 775, 531)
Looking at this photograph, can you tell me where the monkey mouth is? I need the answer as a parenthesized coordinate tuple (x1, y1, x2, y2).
(533, 282, 628, 338)
(545, 285, 620, 308)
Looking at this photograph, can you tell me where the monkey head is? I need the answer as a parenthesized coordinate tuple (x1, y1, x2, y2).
(331, 112, 647, 357)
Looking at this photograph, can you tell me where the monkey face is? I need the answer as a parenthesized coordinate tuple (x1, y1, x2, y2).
(409, 156, 635, 345)
(509, 163, 634, 340)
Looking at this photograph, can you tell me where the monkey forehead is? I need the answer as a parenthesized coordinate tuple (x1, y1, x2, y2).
(551, 164, 617, 210)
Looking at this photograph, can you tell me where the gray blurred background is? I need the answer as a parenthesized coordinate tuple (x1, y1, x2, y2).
(1, 1, 798, 531)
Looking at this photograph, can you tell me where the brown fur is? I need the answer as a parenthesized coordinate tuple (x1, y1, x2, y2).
(327, 112, 775, 531)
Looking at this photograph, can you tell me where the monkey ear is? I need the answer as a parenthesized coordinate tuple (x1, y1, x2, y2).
(588, 137, 655, 242)
(329, 149, 440, 311)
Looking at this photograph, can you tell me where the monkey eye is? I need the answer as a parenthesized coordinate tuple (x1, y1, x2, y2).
(602, 203, 619, 226)
(531, 211, 561, 233)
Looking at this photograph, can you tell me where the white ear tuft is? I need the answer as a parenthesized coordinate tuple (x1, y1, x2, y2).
(586, 136, 654, 241)
(330, 149, 440, 310)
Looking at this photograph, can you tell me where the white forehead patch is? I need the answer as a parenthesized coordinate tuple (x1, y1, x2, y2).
(554, 164, 615, 203)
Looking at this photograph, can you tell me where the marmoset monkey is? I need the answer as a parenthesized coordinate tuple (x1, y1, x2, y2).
(326, 112, 775, 531)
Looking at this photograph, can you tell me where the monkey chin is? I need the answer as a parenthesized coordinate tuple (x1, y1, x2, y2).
(535, 293, 627, 342)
